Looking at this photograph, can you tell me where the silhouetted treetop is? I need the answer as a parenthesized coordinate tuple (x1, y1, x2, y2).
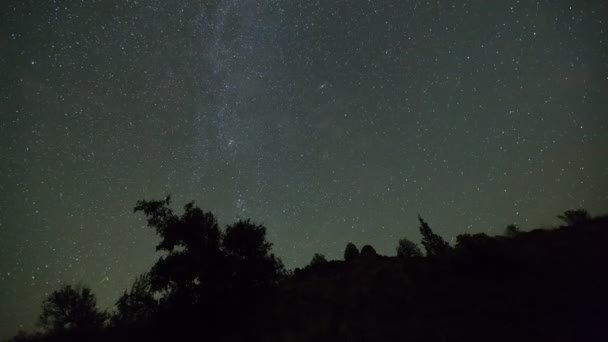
(134, 196, 285, 316)
(360, 244, 378, 257)
(38, 284, 107, 333)
(455, 233, 494, 250)
(504, 224, 520, 237)
(418, 215, 450, 257)
(223, 219, 285, 288)
(558, 209, 592, 226)
(134, 198, 224, 296)
(134, 197, 220, 253)
(344, 242, 359, 261)
(310, 253, 327, 266)
(397, 238, 422, 258)
(224, 219, 272, 260)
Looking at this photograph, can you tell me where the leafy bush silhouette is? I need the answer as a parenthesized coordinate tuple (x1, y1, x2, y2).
(504, 223, 520, 237)
(360, 244, 378, 257)
(344, 242, 359, 261)
(558, 209, 592, 226)
(454, 232, 506, 270)
(396, 238, 422, 258)
(309, 253, 328, 266)
(38, 284, 107, 334)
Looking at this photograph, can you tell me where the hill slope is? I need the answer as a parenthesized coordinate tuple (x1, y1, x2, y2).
(7, 215, 608, 342)
(266, 216, 608, 341)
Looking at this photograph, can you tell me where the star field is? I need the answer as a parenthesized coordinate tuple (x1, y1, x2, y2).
(1, 0, 607, 338)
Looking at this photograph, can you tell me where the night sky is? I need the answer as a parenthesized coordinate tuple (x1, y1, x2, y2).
(1, 0, 607, 337)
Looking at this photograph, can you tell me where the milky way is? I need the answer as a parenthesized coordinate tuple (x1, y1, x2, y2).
(1, 0, 607, 337)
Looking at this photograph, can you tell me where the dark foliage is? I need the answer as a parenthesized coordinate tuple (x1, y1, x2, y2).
(504, 223, 520, 237)
(343, 242, 359, 262)
(11, 202, 608, 342)
(131, 198, 285, 341)
(360, 244, 378, 257)
(309, 253, 328, 266)
(558, 209, 592, 226)
(111, 273, 157, 328)
(223, 219, 285, 288)
(396, 238, 422, 258)
(37, 285, 107, 334)
(418, 215, 450, 257)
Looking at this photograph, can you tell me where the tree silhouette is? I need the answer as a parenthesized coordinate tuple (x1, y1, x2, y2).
(133, 197, 285, 339)
(360, 244, 378, 257)
(455, 233, 495, 251)
(134, 197, 222, 299)
(344, 242, 359, 261)
(223, 219, 285, 288)
(224, 219, 271, 259)
(38, 284, 107, 333)
(418, 215, 450, 257)
(504, 224, 520, 237)
(396, 238, 422, 258)
(310, 253, 328, 266)
(558, 209, 591, 226)
(112, 273, 157, 327)
(134, 196, 221, 254)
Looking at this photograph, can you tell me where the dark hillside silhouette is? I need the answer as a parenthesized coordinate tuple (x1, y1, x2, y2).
(267, 213, 608, 342)
(7, 205, 608, 342)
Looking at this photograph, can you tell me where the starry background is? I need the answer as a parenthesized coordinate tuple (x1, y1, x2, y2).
(1, 0, 607, 337)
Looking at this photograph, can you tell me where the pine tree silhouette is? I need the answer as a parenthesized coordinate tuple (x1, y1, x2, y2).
(418, 215, 450, 257)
